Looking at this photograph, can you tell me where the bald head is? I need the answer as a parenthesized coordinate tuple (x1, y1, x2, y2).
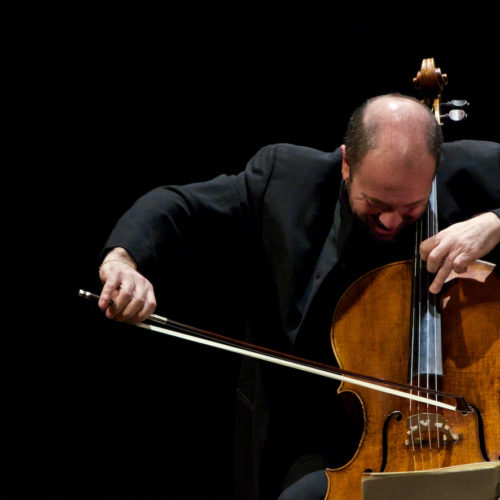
(343, 94, 443, 175)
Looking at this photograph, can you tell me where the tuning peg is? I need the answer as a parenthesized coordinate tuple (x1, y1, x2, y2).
(440, 99, 469, 122)
(440, 100, 469, 109)
(440, 109, 467, 122)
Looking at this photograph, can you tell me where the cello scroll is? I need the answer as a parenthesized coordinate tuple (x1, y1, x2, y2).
(413, 57, 468, 123)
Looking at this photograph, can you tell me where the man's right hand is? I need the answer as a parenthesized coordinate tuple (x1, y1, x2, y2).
(98, 247, 157, 323)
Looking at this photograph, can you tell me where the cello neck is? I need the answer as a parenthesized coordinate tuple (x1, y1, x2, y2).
(410, 57, 449, 390)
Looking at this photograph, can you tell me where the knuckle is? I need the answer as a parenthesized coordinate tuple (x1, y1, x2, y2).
(443, 255, 454, 267)
(120, 289, 133, 301)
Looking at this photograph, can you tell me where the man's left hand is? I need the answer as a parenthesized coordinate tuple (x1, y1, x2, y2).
(420, 211, 500, 294)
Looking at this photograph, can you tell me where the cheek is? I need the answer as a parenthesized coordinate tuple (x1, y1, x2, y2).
(351, 201, 376, 218)
(404, 206, 427, 222)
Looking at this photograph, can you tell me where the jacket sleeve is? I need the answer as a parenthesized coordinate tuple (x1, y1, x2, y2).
(102, 145, 277, 277)
(438, 140, 500, 263)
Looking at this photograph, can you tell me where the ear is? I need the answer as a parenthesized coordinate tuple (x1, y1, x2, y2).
(340, 145, 350, 182)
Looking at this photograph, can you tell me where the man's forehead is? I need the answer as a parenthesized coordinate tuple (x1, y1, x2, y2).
(355, 141, 437, 180)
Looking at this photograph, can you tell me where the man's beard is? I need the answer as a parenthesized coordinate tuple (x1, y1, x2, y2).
(352, 210, 408, 242)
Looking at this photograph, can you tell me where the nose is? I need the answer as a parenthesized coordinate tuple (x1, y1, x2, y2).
(378, 211, 403, 231)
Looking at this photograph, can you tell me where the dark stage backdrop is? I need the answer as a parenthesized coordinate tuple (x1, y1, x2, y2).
(11, 4, 499, 499)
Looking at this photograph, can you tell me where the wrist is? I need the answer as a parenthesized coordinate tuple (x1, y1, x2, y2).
(485, 211, 500, 234)
(101, 247, 137, 270)
(478, 212, 500, 248)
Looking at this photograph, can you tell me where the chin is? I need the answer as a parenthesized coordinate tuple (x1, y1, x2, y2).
(370, 230, 398, 242)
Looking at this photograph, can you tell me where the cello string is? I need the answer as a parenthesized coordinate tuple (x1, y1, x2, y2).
(426, 178, 441, 449)
(412, 214, 426, 458)
(417, 214, 424, 453)
(430, 180, 441, 452)
(409, 219, 419, 455)
(426, 196, 432, 453)
(410, 217, 423, 460)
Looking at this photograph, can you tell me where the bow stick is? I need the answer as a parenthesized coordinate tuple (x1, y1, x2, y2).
(79, 289, 472, 413)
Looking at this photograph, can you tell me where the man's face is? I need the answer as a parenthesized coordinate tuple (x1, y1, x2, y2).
(341, 144, 436, 241)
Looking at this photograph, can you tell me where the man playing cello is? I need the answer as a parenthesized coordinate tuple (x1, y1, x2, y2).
(97, 94, 500, 499)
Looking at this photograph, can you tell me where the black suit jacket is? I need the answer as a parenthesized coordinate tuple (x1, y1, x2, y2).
(104, 139, 499, 499)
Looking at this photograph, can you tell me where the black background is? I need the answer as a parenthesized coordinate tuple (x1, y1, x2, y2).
(10, 4, 499, 499)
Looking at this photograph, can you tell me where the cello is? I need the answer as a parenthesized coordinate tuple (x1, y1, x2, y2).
(324, 58, 500, 499)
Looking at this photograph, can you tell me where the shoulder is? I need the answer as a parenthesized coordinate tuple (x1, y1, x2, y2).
(257, 142, 341, 164)
(441, 140, 499, 170)
(252, 143, 342, 181)
(249, 144, 343, 217)
(438, 140, 499, 185)
(437, 140, 500, 223)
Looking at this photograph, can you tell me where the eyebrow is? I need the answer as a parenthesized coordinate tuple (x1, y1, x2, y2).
(362, 194, 428, 208)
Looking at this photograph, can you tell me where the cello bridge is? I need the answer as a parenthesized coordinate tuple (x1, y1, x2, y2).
(405, 413, 461, 447)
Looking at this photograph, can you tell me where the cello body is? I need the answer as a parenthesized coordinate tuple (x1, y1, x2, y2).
(324, 260, 500, 499)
